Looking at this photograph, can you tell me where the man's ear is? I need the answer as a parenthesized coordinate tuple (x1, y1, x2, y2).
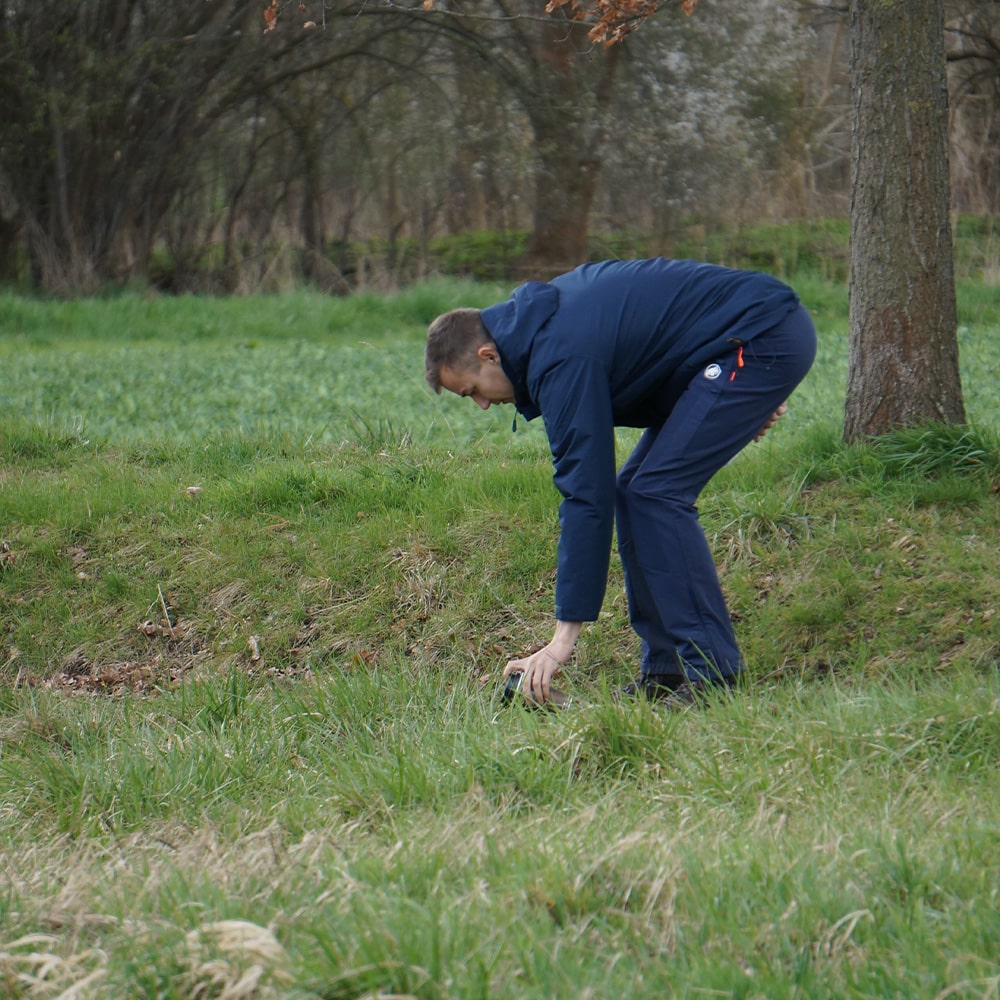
(476, 342, 500, 365)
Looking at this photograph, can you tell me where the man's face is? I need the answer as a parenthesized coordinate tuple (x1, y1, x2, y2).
(439, 345, 515, 410)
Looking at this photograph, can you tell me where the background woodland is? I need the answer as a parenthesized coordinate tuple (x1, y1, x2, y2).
(1, 0, 997, 296)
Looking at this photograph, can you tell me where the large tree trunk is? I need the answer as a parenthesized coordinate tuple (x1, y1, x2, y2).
(845, 0, 966, 441)
(525, 114, 601, 274)
(520, 17, 620, 275)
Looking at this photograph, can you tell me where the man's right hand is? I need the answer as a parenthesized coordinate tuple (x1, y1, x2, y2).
(502, 620, 581, 705)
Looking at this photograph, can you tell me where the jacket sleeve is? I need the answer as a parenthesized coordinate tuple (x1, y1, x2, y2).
(536, 357, 617, 622)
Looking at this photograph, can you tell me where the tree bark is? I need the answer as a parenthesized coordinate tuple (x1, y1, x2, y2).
(524, 113, 602, 273)
(520, 17, 620, 274)
(845, 0, 966, 441)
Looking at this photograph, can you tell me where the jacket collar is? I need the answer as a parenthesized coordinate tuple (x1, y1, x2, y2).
(480, 281, 559, 422)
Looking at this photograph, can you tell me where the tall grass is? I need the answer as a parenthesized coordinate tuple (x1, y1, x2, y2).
(2, 252, 999, 997)
(2, 668, 998, 997)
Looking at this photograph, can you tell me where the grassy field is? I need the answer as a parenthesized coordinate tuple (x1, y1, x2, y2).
(1, 253, 999, 997)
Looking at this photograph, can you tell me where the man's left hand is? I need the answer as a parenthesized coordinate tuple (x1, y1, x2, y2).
(754, 402, 788, 441)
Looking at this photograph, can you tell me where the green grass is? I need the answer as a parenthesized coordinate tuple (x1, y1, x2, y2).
(1, 256, 999, 997)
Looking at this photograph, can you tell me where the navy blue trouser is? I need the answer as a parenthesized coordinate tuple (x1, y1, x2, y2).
(615, 304, 817, 681)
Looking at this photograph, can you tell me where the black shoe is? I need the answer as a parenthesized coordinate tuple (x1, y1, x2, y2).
(617, 674, 687, 701)
(618, 674, 738, 710)
(657, 676, 738, 712)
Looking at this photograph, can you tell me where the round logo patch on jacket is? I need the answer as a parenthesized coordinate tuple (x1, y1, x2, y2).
(704, 363, 723, 380)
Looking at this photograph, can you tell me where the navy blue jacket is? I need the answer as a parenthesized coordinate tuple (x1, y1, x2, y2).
(480, 258, 800, 622)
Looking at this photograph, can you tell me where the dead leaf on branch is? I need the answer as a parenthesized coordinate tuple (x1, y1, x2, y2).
(427, 0, 692, 41)
(428, 0, 695, 39)
(263, 0, 278, 33)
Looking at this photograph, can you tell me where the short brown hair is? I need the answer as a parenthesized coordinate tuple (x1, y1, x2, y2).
(424, 308, 490, 393)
